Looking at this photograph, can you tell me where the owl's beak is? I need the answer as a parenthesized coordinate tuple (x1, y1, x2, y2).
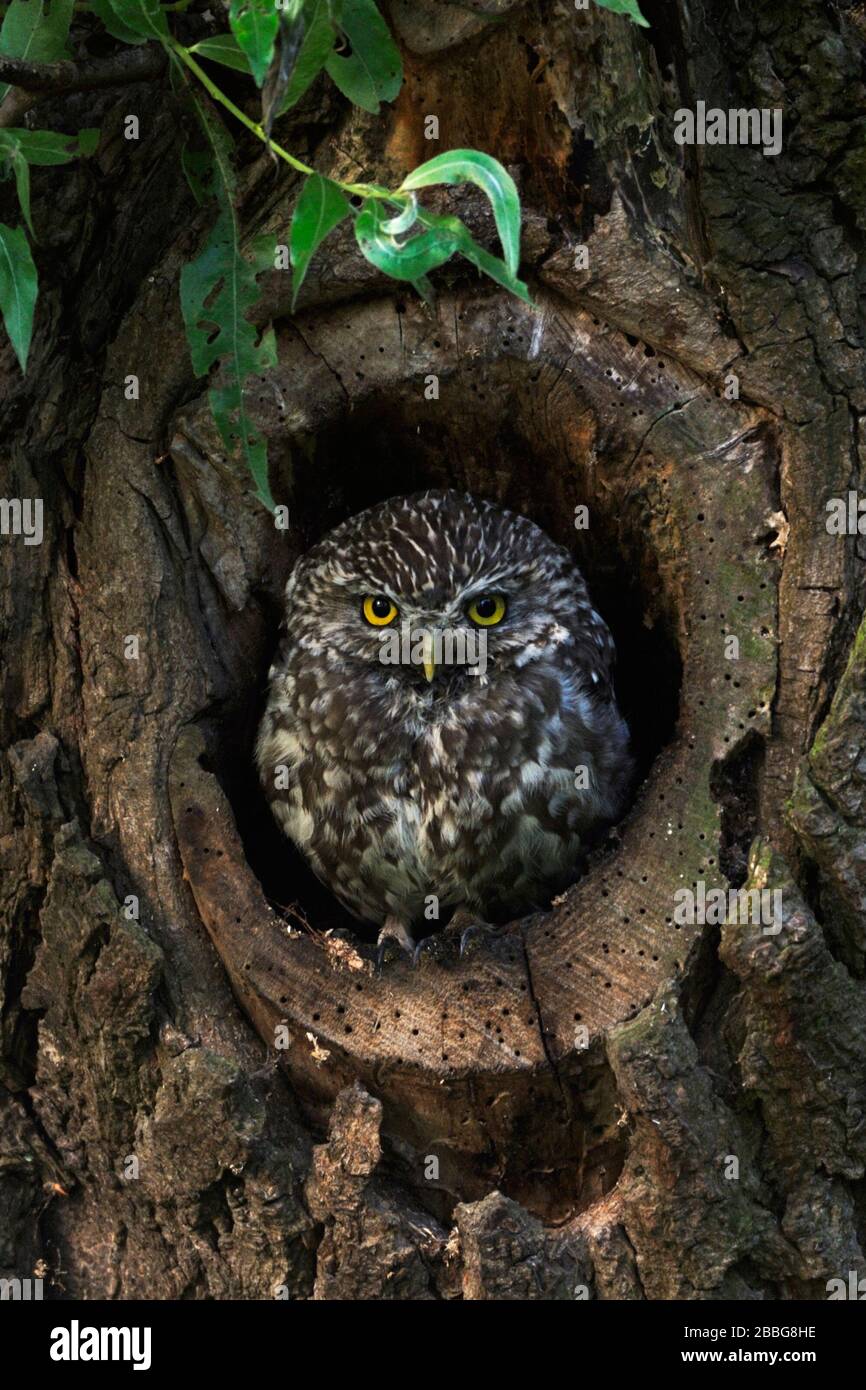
(421, 630, 437, 682)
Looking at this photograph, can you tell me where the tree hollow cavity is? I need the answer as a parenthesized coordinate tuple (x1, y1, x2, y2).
(168, 288, 779, 1214)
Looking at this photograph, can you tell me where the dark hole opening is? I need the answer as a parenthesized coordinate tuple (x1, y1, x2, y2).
(224, 359, 682, 943)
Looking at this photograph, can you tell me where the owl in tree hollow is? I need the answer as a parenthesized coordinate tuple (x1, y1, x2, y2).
(257, 490, 632, 957)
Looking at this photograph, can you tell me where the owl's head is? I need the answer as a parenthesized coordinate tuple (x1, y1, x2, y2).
(285, 490, 614, 692)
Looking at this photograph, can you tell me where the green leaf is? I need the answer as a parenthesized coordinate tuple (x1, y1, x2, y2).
(0, 128, 100, 166)
(180, 140, 211, 204)
(0, 128, 99, 236)
(0, 0, 75, 101)
(90, 0, 146, 43)
(101, 0, 169, 43)
(262, 9, 305, 139)
(0, 0, 74, 57)
(181, 212, 278, 508)
(289, 173, 350, 308)
(0, 221, 37, 370)
(410, 273, 434, 305)
(379, 193, 416, 235)
(229, 0, 279, 87)
(592, 0, 649, 27)
(189, 34, 253, 74)
(77, 129, 101, 158)
(180, 93, 278, 510)
(457, 233, 533, 303)
(9, 151, 31, 236)
(326, 45, 375, 111)
(401, 149, 521, 276)
(280, 0, 335, 111)
(416, 207, 533, 303)
(354, 197, 460, 281)
(325, 0, 401, 114)
(355, 199, 532, 306)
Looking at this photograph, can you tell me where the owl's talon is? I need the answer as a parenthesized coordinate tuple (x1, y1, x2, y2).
(412, 934, 446, 967)
(375, 939, 411, 973)
(459, 922, 497, 957)
(375, 917, 415, 973)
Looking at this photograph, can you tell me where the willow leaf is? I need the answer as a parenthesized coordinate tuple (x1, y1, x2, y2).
(0, 221, 37, 370)
(180, 94, 277, 509)
(0, 0, 75, 101)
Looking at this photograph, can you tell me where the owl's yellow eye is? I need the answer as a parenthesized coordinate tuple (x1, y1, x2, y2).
(363, 595, 399, 626)
(466, 594, 507, 626)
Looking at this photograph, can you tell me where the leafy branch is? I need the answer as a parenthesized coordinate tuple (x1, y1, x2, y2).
(0, 0, 647, 503)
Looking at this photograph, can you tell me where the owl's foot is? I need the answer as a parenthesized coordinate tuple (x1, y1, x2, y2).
(441, 906, 501, 958)
(410, 908, 488, 966)
(458, 921, 501, 957)
(376, 916, 415, 972)
(412, 932, 451, 967)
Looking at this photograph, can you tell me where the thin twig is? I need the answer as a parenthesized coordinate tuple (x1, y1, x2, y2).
(168, 40, 400, 201)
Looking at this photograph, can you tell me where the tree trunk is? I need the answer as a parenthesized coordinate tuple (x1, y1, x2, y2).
(2, 0, 866, 1300)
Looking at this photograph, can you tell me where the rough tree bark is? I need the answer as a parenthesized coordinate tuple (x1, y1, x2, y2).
(2, 0, 865, 1300)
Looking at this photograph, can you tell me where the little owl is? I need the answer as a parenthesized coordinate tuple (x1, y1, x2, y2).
(256, 490, 632, 959)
